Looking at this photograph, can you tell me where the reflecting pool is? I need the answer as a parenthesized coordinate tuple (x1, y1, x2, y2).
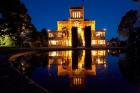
(10, 50, 140, 93)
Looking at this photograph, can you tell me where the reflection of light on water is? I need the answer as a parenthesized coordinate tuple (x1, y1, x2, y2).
(97, 57, 105, 64)
(78, 50, 85, 69)
(97, 58, 102, 64)
(72, 77, 83, 86)
(92, 50, 106, 56)
(79, 63, 83, 69)
(47, 50, 107, 88)
(49, 51, 57, 56)
(107, 49, 110, 53)
(10, 50, 108, 89)
(92, 50, 106, 65)
(104, 64, 107, 68)
(92, 51, 97, 56)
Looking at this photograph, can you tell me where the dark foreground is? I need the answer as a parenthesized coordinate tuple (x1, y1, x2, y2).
(0, 50, 49, 93)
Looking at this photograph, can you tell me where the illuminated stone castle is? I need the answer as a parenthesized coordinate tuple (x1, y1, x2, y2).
(48, 4, 106, 47)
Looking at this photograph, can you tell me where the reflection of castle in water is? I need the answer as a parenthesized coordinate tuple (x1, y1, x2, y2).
(48, 50, 106, 87)
(11, 50, 107, 88)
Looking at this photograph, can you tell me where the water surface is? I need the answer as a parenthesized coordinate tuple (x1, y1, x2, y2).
(11, 50, 140, 93)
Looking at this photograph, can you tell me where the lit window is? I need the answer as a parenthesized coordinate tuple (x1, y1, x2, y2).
(77, 12, 79, 18)
(96, 32, 101, 37)
(98, 50, 105, 56)
(74, 12, 76, 18)
(98, 40, 105, 44)
(96, 32, 105, 37)
(92, 40, 97, 45)
(73, 12, 75, 18)
(50, 40, 57, 45)
(73, 11, 81, 18)
(49, 33, 54, 37)
(79, 12, 81, 18)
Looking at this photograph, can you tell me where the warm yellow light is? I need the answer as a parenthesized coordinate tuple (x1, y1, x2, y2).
(97, 58, 103, 64)
(96, 32, 105, 37)
(50, 40, 57, 45)
(68, 51, 72, 56)
(98, 50, 105, 56)
(78, 27, 81, 34)
(98, 40, 105, 45)
(78, 63, 83, 69)
(73, 77, 82, 85)
(92, 51, 97, 56)
(96, 32, 101, 37)
(69, 40, 72, 46)
(107, 49, 110, 53)
(49, 51, 57, 56)
(92, 40, 97, 45)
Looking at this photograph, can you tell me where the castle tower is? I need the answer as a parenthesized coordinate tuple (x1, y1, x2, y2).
(48, 0, 106, 47)
(69, 6, 84, 19)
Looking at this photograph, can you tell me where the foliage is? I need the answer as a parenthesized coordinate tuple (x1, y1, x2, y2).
(40, 28, 48, 47)
(0, 0, 36, 47)
(0, 35, 15, 47)
(133, 0, 139, 2)
(118, 10, 137, 39)
(110, 37, 119, 42)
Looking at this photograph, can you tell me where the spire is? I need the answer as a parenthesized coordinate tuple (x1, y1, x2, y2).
(82, 0, 84, 19)
(82, 0, 84, 7)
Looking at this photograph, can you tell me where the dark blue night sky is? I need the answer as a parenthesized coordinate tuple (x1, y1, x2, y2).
(22, 0, 138, 40)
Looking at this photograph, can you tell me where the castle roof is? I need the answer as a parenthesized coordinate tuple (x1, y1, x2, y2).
(70, 6, 83, 9)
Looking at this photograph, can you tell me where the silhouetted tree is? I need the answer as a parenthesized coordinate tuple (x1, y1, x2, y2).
(0, 0, 36, 47)
(40, 28, 48, 47)
(118, 1, 140, 85)
(109, 37, 120, 47)
(118, 10, 137, 41)
(133, 0, 139, 2)
(20, 25, 36, 47)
